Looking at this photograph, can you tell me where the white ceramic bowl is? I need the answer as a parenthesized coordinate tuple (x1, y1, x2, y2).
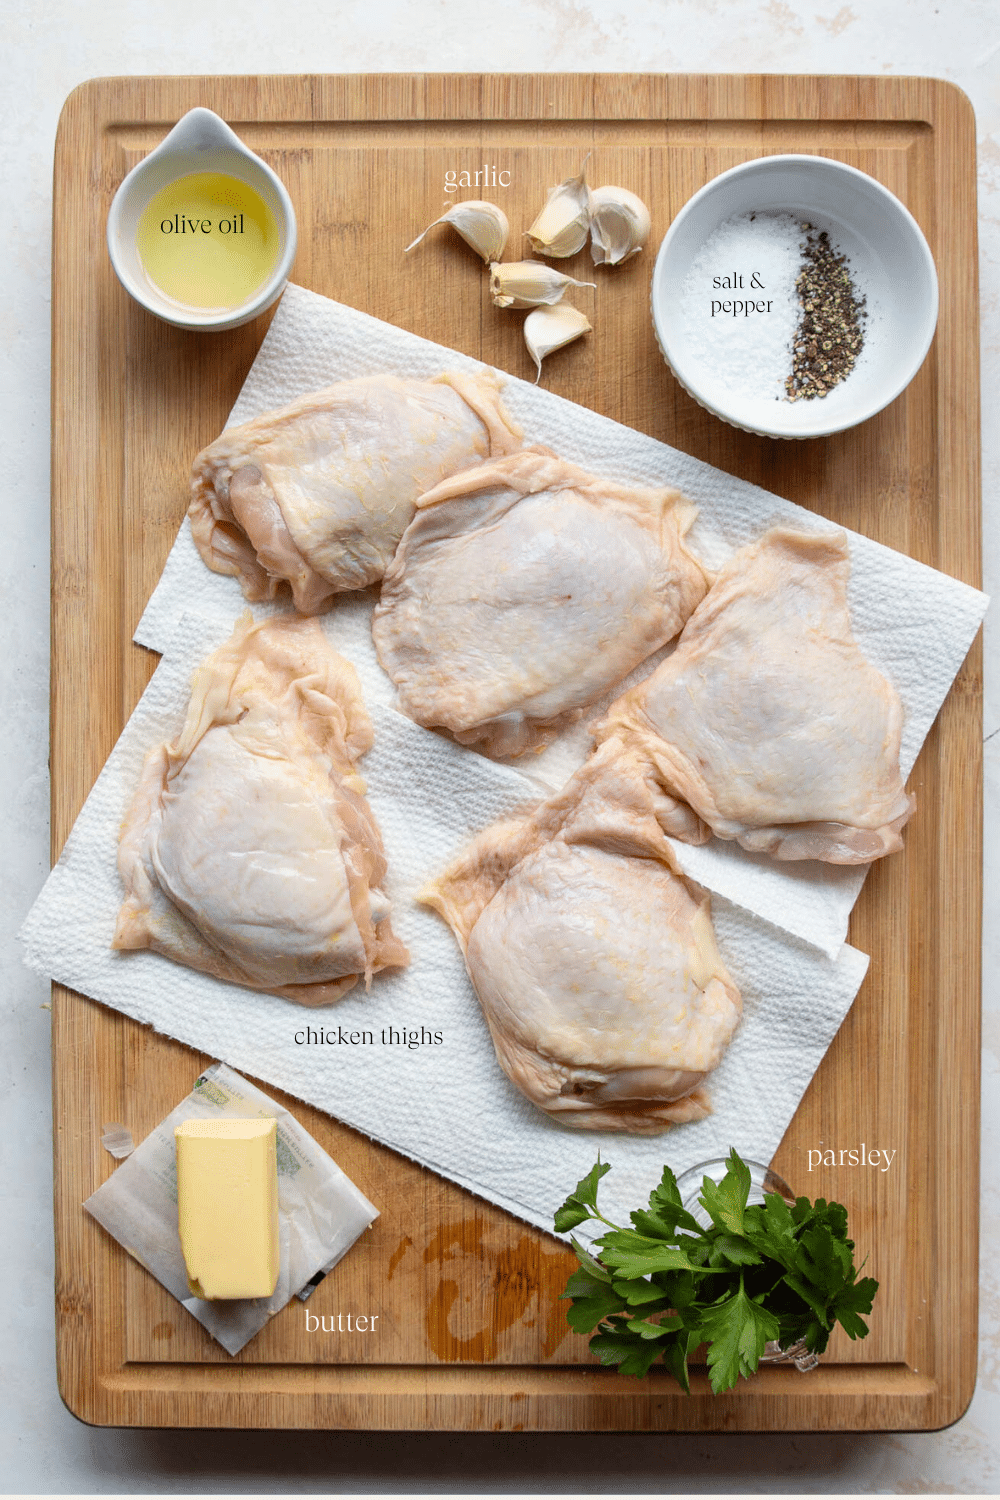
(107, 107, 297, 332)
(650, 155, 938, 439)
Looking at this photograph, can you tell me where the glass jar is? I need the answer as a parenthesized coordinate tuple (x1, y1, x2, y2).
(674, 1156, 820, 1374)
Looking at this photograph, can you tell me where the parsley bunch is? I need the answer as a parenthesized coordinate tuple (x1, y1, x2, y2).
(555, 1148, 878, 1394)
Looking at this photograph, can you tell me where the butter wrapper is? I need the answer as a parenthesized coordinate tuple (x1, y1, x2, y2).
(84, 1061, 378, 1355)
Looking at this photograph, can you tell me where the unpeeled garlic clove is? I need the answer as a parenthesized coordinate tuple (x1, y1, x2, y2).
(525, 159, 592, 259)
(405, 200, 509, 262)
(489, 261, 595, 309)
(589, 186, 651, 265)
(523, 302, 592, 383)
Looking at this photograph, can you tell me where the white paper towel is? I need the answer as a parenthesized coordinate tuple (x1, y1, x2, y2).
(23, 611, 870, 1241)
(134, 284, 987, 957)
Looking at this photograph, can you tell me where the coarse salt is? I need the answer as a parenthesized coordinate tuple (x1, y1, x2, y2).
(679, 212, 804, 401)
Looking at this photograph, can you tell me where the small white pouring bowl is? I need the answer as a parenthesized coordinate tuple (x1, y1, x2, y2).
(107, 107, 297, 332)
(650, 155, 939, 439)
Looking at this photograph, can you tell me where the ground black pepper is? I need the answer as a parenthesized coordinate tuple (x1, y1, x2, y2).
(785, 224, 866, 401)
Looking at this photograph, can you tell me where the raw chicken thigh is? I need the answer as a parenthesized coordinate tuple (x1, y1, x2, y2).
(595, 527, 915, 863)
(113, 615, 408, 1005)
(189, 371, 522, 612)
(372, 447, 709, 757)
(423, 742, 742, 1131)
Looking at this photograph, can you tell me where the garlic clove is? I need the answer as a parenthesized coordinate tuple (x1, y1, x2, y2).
(405, 200, 509, 262)
(525, 159, 592, 259)
(523, 302, 592, 383)
(589, 186, 652, 266)
(489, 261, 595, 309)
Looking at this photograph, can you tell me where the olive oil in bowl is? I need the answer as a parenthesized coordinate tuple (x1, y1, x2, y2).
(137, 172, 281, 311)
(108, 107, 296, 330)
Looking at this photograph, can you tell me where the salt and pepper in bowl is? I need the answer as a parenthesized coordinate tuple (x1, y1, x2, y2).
(651, 155, 938, 439)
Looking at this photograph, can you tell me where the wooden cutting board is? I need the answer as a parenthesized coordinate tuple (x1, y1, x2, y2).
(50, 72, 981, 1431)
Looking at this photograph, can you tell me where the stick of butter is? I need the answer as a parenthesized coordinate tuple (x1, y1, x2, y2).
(174, 1118, 280, 1300)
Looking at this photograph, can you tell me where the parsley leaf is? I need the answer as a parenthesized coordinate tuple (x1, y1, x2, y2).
(630, 1207, 693, 1241)
(590, 1325, 664, 1379)
(659, 1329, 698, 1394)
(553, 1159, 611, 1232)
(569, 1236, 612, 1283)
(700, 1278, 780, 1394)
(564, 1282, 627, 1333)
(832, 1276, 879, 1340)
(598, 1240, 695, 1280)
(707, 1233, 765, 1268)
(782, 1271, 833, 1330)
(798, 1223, 853, 1290)
(698, 1148, 752, 1235)
(613, 1276, 670, 1307)
(647, 1166, 704, 1236)
(627, 1314, 682, 1340)
(561, 1266, 608, 1299)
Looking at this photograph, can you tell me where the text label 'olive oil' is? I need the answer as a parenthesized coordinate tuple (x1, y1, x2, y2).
(137, 172, 280, 311)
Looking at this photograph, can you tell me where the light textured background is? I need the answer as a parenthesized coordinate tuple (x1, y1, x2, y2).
(3, 0, 998, 1492)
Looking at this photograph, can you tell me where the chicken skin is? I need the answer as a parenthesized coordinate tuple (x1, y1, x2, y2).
(422, 741, 741, 1131)
(189, 371, 522, 612)
(113, 615, 408, 1004)
(372, 448, 709, 758)
(595, 527, 915, 863)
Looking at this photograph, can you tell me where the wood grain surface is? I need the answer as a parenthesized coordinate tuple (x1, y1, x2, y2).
(50, 72, 981, 1430)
